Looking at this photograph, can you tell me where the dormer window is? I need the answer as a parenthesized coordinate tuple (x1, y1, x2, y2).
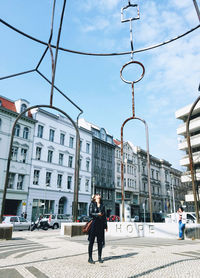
(0, 100, 2, 106)
(21, 104, 27, 113)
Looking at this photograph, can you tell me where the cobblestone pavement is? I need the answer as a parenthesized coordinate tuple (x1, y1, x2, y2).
(0, 230, 200, 278)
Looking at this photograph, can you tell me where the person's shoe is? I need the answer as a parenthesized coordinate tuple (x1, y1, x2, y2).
(98, 257, 103, 263)
(88, 258, 95, 264)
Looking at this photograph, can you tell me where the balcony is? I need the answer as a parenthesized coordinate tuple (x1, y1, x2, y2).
(177, 116, 200, 136)
(178, 134, 200, 150)
(181, 169, 200, 183)
(180, 151, 200, 166)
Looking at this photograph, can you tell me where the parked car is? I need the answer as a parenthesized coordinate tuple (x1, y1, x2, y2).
(77, 215, 90, 222)
(2, 215, 31, 231)
(165, 212, 197, 224)
(107, 215, 120, 222)
(41, 214, 72, 229)
(139, 212, 164, 222)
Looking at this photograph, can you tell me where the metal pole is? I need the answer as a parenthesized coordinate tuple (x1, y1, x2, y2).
(143, 203, 145, 223)
(193, 0, 200, 22)
(186, 95, 200, 224)
(171, 177, 176, 214)
(121, 126, 125, 222)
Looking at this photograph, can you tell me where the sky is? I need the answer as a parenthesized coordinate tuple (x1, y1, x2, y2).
(0, 0, 200, 170)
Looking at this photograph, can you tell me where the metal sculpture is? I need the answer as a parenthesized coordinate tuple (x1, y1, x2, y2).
(119, 1, 152, 222)
(0, 0, 81, 223)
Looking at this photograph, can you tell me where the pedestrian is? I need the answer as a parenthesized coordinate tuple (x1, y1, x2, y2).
(88, 194, 107, 264)
(177, 207, 186, 240)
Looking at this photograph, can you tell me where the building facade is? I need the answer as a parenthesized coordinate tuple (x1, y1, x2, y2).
(28, 109, 92, 221)
(176, 101, 200, 211)
(0, 96, 36, 216)
(79, 119, 115, 216)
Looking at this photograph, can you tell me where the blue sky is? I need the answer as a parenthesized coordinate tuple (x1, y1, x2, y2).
(0, 0, 200, 170)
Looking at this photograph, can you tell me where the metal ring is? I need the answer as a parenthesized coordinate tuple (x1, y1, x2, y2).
(120, 60, 145, 84)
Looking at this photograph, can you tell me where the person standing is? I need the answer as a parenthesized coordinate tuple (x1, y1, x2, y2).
(88, 194, 107, 264)
(177, 207, 186, 240)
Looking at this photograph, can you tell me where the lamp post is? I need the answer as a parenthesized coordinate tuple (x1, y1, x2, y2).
(170, 174, 176, 214)
(167, 190, 172, 213)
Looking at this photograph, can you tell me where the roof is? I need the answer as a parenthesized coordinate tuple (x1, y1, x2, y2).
(113, 139, 121, 146)
(0, 95, 32, 118)
(0, 96, 16, 112)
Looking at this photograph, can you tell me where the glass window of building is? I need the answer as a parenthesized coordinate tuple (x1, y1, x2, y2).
(20, 104, 27, 113)
(33, 170, 40, 185)
(59, 153, 64, 165)
(17, 174, 24, 190)
(11, 147, 18, 160)
(46, 172, 51, 187)
(60, 133, 65, 145)
(80, 140, 82, 151)
(69, 136, 74, 148)
(49, 129, 55, 142)
(86, 143, 90, 154)
(68, 156, 73, 168)
(47, 150, 53, 163)
(86, 160, 90, 172)
(14, 124, 20, 137)
(8, 173, 15, 189)
(23, 127, 29, 139)
(36, 147, 42, 160)
(57, 174, 62, 188)
(85, 179, 89, 192)
(21, 148, 27, 163)
(67, 176, 72, 189)
(37, 125, 44, 138)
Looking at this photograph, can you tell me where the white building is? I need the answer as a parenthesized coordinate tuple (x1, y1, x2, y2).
(28, 109, 92, 221)
(176, 101, 200, 210)
(0, 96, 36, 216)
(114, 140, 139, 218)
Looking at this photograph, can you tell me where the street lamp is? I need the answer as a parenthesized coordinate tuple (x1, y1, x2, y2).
(167, 189, 172, 213)
(170, 174, 176, 214)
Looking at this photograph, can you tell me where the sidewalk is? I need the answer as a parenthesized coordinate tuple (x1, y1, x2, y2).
(0, 230, 200, 278)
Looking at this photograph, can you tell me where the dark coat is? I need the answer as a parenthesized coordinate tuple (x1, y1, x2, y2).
(88, 202, 107, 241)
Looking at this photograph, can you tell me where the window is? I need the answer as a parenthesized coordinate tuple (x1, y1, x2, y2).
(85, 179, 89, 192)
(36, 147, 41, 160)
(117, 163, 120, 173)
(78, 178, 81, 191)
(151, 169, 154, 179)
(117, 176, 120, 187)
(79, 158, 82, 170)
(14, 124, 20, 137)
(23, 127, 29, 139)
(17, 174, 24, 190)
(11, 147, 18, 160)
(57, 174, 62, 188)
(21, 148, 27, 163)
(33, 170, 40, 185)
(156, 171, 159, 180)
(69, 136, 74, 148)
(46, 172, 51, 187)
(20, 104, 27, 113)
(86, 160, 90, 172)
(47, 150, 53, 163)
(8, 173, 15, 189)
(0, 118, 2, 129)
(37, 125, 44, 138)
(49, 129, 55, 142)
(86, 143, 90, 154)
(67, 176, 72, 189)
(80, 140, 82, 151)
(59, 153, 64, 165)
(68, 156, 73, 168)
(60, 133, 65, 145)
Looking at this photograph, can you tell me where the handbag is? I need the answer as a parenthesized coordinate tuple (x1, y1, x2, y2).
(82, 219, 93, 234)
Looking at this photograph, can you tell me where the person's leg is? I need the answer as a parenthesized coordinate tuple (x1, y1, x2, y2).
(97, 236, 103, 263)
(88, 234, 95, 264)
(179, 221, 182, 239)
(181, 224, 185, 239)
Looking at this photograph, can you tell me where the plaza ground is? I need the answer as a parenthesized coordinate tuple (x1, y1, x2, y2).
(0, 229, 200, 278)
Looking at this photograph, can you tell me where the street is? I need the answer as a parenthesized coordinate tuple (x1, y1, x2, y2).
(0, 230, 200, 277)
